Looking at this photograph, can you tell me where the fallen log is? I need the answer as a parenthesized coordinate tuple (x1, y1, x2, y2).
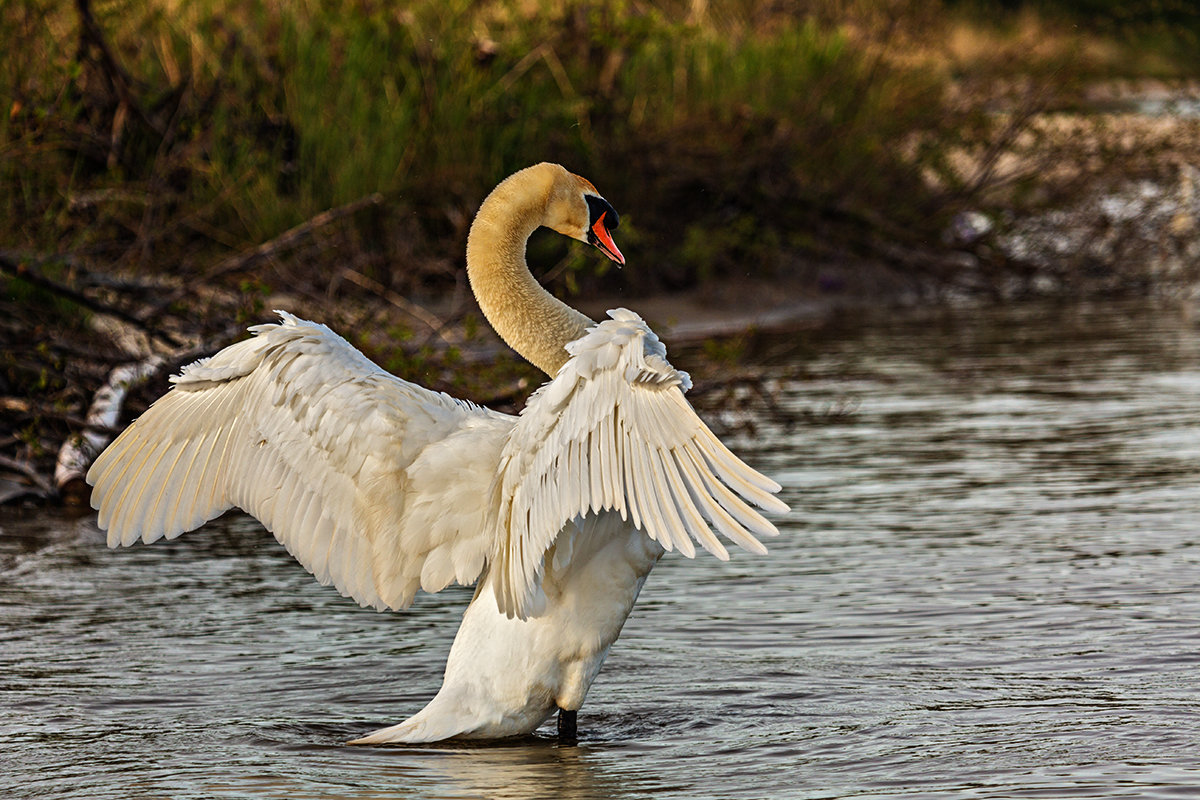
(53, 322, 245, 506)
(54, 355, 165, 506)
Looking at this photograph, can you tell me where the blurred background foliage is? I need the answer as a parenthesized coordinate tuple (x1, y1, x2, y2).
(4, 0, 1196, 305)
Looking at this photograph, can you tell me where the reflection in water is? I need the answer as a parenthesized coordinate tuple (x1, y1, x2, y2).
(357, 742, 611, 800)
(198, 738, 616, 800)
(4, 300, 1200, 798)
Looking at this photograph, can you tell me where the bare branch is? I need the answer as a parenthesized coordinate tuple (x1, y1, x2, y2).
(205, 193, 385, 281)
(0, 454, 55, 498)
(142, 193, 385, 319)
(339, 266, 456, 344)
(0, 252, 185, 348)
(73, 0, 164, 136)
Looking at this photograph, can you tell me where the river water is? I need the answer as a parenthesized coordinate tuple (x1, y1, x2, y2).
(3, 300, 1200, 799)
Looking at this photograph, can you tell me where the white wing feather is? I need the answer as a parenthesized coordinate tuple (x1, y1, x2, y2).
(88, 312, 512, 611)
(492, 308, 790, 618)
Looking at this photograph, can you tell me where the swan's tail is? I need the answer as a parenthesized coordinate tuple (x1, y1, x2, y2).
(348, 710, 468, 745)
(347, 682, 557, 745)
(346, 690, 492, 745)
(345, 695, 475, 743)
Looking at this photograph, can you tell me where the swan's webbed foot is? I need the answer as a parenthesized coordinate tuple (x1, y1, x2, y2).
(557, 708, 577, 741)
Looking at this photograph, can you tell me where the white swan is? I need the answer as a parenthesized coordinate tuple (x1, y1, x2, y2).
(86, 163, 789, 744)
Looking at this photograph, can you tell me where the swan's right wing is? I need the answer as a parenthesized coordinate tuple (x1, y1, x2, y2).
(491, 309, 789, 618)
(88, 312, 512, 611)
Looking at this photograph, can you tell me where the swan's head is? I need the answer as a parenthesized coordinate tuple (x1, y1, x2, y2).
(542, 166, 625, 266)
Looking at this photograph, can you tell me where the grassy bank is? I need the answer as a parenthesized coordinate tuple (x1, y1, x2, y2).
(0, 3, 1077, 285)
(4, 1, 1195, 293)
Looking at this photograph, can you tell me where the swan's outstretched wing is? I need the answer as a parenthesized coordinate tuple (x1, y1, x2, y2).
(492, 308, 790, 617)
(88, 312, 512, 611)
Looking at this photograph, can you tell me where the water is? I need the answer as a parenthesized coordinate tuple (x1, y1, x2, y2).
(4, 300, 1200, 799)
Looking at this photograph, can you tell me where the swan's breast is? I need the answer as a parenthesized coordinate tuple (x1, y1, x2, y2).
(542, 514, 663, 651)
(439, 512, 663, 719)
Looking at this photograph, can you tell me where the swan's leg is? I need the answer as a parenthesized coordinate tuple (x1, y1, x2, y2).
(557, 708, 577, 740)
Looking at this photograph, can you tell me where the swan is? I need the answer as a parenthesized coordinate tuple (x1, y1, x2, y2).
(86, 162, 789, 744)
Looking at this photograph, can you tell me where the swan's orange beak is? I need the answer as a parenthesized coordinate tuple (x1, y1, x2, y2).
(589, 212, 625, 266)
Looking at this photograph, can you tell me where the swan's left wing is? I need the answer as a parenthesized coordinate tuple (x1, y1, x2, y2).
(492, 308, 789, 617)
(87, 312, 511, 612)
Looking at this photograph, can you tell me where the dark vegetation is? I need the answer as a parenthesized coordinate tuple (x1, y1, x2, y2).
(2, 0, 1198, 502)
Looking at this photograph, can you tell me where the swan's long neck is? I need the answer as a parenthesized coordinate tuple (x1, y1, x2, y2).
(466, 165, 594, 376)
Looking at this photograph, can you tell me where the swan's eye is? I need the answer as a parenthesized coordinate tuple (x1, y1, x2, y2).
(585, 195, 619, 231)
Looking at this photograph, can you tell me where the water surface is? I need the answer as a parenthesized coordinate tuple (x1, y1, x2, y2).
(4, 300, 1200, 798)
